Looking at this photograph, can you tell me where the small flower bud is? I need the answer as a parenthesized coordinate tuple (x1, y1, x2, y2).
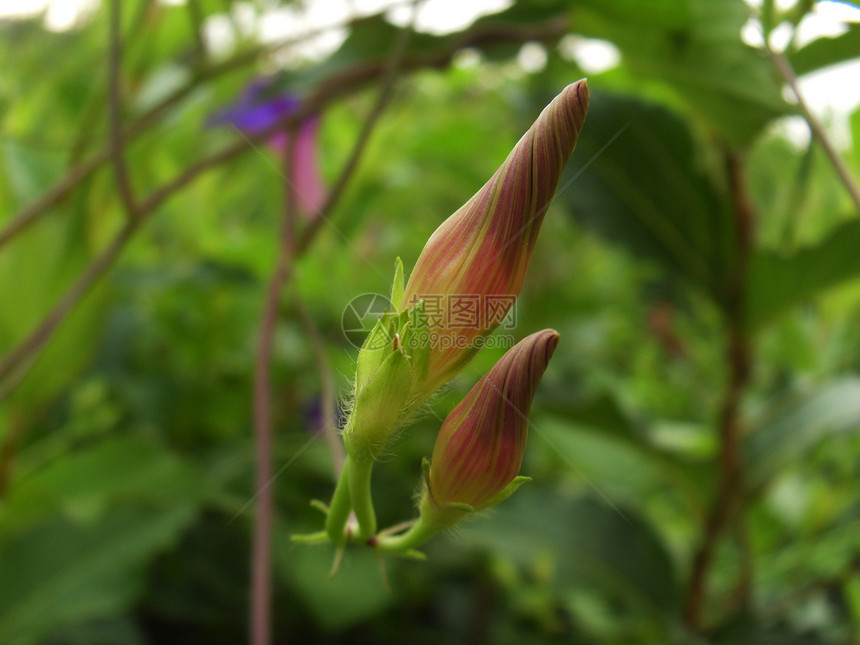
(424, 330, 560, 524)
(404, 81, 588, 394)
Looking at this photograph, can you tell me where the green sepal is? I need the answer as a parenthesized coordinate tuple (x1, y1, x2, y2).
(354, 311, 399, 393)
(291, 531, 330, 544)
(420, 457, 432, 490)
(347, 296, 429, 461)
(484, 476, 531, 508)
(347, 334, 413, 461)
(309, 499, 329, 515)
(446, 502, 475, 513)
(355, 320, 388, 394)
(390, 257, 405, 311)
(400, 549, 427, 561)
(329, 546, 345, 579)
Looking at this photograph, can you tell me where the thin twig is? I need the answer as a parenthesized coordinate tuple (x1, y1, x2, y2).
(683, 152, 754, 632)
(108, 0, 140, 219)
(0, 156, 104, 249)
(769, 49, 860, 216)
(0, 221, 139, 393)
(293, 296, 344, 478)
(68, 0, 150, 167)
(0, 136, 258, 397)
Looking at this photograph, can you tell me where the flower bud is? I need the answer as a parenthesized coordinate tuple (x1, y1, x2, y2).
(423, 330, 560, 524)
(403, 81, 588, 394)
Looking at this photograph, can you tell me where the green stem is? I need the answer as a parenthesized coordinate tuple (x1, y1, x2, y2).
(376, 495, 461, 553)
(376, 515, 438, 553)
(347, 456, 377, 542)
(325, 459, 352, 543)
(290, 530, 329, 545)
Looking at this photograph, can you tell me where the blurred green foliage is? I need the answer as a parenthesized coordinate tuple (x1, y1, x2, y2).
(1, 0, 859, 643)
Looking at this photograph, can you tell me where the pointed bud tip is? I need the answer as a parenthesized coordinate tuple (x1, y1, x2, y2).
(561, 79, 589, 122)
(527, 329, 560, 367)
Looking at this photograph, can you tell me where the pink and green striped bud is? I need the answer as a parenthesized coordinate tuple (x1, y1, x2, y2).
(401, 80, 588, 395)
(421, 329, 560, 528)
(373, 330, 559, 553)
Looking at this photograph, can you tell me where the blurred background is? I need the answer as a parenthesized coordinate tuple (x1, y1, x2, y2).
(1, 0, 860, 643)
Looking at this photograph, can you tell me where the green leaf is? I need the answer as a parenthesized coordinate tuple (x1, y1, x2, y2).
(1, 141, 63, 206)
(747, 219, 860, 329)
(543, 391, 643, 445)
(846, 574, 860, 632)
(0, 436, 207, 539)
(0, 505, 195, 644)
(575, 0, 790, 145)
(563, 92, 734, 301)
(532, 414, 707, 513)
(789, 24, 860, 76)
(745, 378, 860, 489)
(755, 504, 859, 595)
(461, 487, 679, 625)
(0, 208, 109, 410)
(713, 616, 834, 645)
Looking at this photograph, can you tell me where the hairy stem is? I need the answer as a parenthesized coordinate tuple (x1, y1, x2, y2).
(375, 514, 437, 553)
(347, 457, 378, 542)
(325, 459, 354, 543)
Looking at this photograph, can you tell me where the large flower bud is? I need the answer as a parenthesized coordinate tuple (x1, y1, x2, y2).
(402, 81, 588, 394)
(424, 330, 559, 523)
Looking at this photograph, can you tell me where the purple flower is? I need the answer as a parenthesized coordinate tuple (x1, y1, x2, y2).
(209, 80, 326, 217)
